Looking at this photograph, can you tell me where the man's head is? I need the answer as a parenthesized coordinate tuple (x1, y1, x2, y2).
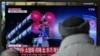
(1, 49, 21, 56)
(59, 16, 90, 39)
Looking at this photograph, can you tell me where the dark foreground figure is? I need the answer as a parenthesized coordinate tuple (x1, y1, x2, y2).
(0, 49, 21, 56)
(52, 16, 100, 56)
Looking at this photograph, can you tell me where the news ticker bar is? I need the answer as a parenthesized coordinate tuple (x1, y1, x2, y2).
(8, 47, 59, 54)
(2, 2, 97, 6)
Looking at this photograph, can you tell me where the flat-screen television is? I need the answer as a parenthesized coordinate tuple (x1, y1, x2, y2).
(1, 2, 97, 56)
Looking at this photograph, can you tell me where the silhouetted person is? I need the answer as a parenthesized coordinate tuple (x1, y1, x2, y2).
(52, 16, 100, 56)
(1, 49, 21, 56)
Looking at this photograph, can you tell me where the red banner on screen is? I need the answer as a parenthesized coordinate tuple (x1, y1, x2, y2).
(7, 45, 59, 54)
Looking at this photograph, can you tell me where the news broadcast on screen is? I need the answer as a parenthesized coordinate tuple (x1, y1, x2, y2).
(1, 2, 97, 56)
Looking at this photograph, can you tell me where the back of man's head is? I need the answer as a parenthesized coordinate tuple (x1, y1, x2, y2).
(1, 49, 21, 56)
(59, 16, 90, 39)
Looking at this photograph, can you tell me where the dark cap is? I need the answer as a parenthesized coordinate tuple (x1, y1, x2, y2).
(59, 16, 90, 37)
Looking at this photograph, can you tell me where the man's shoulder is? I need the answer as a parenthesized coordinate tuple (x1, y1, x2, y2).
(93, 46, 100, 56)
(51, 53, 61, 56)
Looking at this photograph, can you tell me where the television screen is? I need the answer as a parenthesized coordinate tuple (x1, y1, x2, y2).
(2, 2, 97, 56)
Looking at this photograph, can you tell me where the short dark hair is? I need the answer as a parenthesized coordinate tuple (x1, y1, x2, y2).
(1, 49, 21, 56)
